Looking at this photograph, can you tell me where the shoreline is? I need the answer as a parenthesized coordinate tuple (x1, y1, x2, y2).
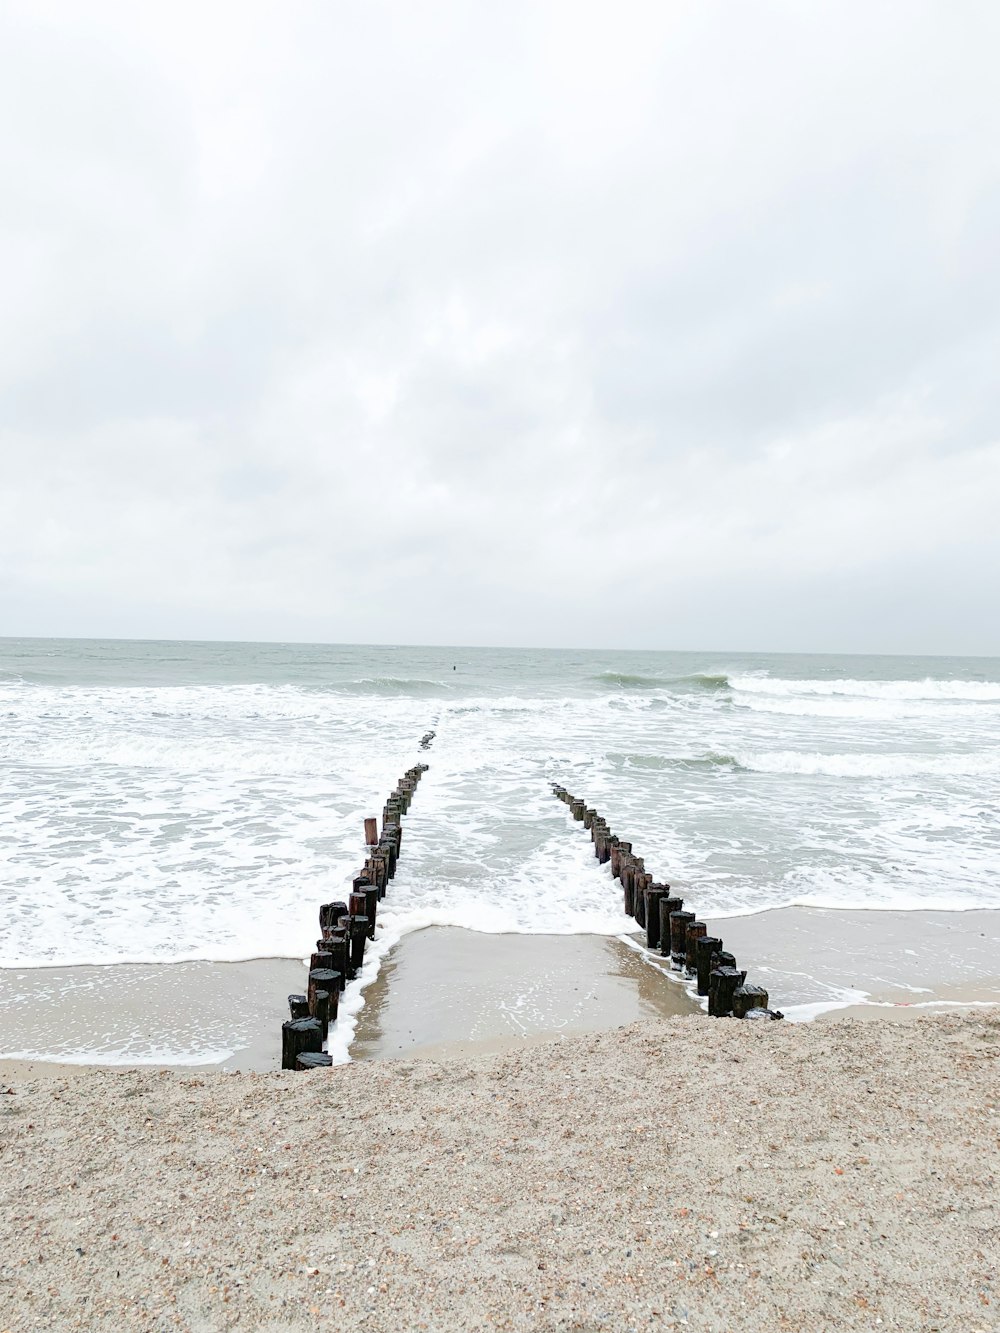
(2, 906, 998, 1075)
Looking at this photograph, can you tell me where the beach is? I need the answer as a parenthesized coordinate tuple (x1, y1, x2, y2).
(4, 908, 999, 1077)
(2, 1010, 997, 1332)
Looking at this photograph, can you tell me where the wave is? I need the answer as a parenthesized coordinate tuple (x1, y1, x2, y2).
(609, 751, 741, 772)
(339, 676, 450, 696)
(734, 749, 1000, 778)
(730, 673, 1000, 703)
(594, 670, 732, 694)
(592, 672, 667, 689)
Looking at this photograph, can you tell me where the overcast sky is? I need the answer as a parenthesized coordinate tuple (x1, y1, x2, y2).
(2, 1, 999, 654)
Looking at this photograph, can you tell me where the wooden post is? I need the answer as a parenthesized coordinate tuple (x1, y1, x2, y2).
(364, 816, 378, 846)
(583, 808, 597, 830)
(658, 897, 683, 957)
(308, 968, 341, 1025)
(362, 884, 378, 937)
(733, 984, 769, 1018)
(282, 1017, 323, 1070)
(349, 918, 368, 973)
(349, 890, 368, 919)
(684, 921, 707, 974)
(634, 873, 651, 929)
(669, 910, 695, 968)
(644, 885, 668, 950)
(288, 993, 309, 1020)
(324, 931, 349, 990)
(319, 901, 349, 937)
(695, 936, 722, 996)
(622, 858, 635, 916)
(296, 1051, 333, 1070)
(312, 989, 330, 1039)
(708, 965, 746, 1017)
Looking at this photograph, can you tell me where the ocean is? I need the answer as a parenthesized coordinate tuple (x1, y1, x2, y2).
(2, 638, 999, 1059)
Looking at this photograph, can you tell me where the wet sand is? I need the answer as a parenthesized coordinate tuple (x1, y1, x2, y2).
(0, 959, 305, 1076)
(3, 909, 998, 1079)
(351, 928, 699, 1061)
(0, 932, 699, 1076)
(705, 905, 1000, 1016)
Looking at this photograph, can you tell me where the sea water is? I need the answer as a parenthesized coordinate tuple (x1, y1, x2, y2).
(2, 639, 999, 1055)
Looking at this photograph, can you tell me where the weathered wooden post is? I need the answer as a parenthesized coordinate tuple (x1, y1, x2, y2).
(708, 965, 746, 1017)
(288, 993, 309, 1020)
(320, 930, 349, 990)
(362, 884, 378, 937)
(695, 936, 723, 996)
(644, 885, 668, 950)
(364, 817, 378, 846)
(658, 897, 683, 957)
(668, 910, 695, 967)
(308, 968, 341, 1026)
(296, 1051, 333, 1070)
(571, 799, 585, 821)
(319, 901, 349, 938)
(733, 984, 769, 1017)
(349, 918, 368, 974)
(622, 857, 635, 916)
(282, 1016, 323, 1070)
(684, 921, 707, 974)
(634, 873, 651, 929)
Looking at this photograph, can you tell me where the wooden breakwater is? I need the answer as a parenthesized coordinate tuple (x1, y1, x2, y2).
(550, 783, 783, 1021)
(281, 762, 431, 1070)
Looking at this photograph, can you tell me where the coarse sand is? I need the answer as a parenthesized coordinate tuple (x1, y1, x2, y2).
(2, 1010, 998, 1332)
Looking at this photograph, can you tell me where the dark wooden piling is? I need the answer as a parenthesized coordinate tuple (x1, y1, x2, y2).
(364, 816, 378, 846)
(282, 1016, 323, 1070)
(695, 936, 722, 996)
(308, 968, 341, 1025)
(349, 890, 368, 919)
(296, 1051, 334, 1070)
(658, 897, 683, 956)
(733, 984, 769, 1018)
(634, 873, 651, 929)
(362, 884, 378, 938)
(644, 885, 668, 950)
(684, 921, 707, 974)
(288, 993, 310, 1020)
(708, 965, 743, 1017)
(349, 918, 368, 973)
(310, 949, 334, 975)
(622, 859, 635, 916)
(312, 989, 330, 1039)
(319, 900, 349, 937)
(669, 910, 696, 968)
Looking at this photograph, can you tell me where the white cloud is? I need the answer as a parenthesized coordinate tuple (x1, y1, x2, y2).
(1, 0, 999, 651)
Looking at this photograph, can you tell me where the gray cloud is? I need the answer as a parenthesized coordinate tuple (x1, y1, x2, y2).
(2, 0, 999, 652)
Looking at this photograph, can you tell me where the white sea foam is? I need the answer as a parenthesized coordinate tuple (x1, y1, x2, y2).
(730, 673, 1000, 702)
(733, 749, 1000, 779)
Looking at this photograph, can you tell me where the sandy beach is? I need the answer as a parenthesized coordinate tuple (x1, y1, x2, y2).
(2, 1009, 997, 1332)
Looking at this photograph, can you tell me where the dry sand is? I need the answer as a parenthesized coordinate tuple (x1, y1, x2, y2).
(2, 1010, 998, 1333)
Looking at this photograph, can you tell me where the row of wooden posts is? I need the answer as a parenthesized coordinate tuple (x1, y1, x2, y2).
(551, 784, 783, 1021)
(280, 762, 431, 1070)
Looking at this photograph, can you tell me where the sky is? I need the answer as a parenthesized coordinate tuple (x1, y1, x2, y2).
(1, 0, 999, 654)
